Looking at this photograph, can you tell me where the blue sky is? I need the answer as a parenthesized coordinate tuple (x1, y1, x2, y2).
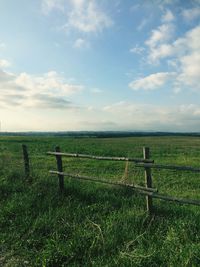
(0, 0, 200, 131)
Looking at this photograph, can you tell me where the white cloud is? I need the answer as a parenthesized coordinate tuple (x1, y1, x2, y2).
(145, 23, 174, 48)
(182, 7, 200, 21)
(148, 43, 174, 62)
(67, 0, 113, 33)
(42, 0, 65, 14)
(177, 51, 200, 89)
(157, 27, 197, 60)
(0, 69, 83, 109)
(129, 72, 176, 91)
(42, 0, 113, 34)
(145, 24, 200, 90)
(145, 22, 175, 64)
(147, 21, 200, 63)
(130, 45, 145, 54)
(161, 9, 175, 23)
(0, 59, 11, 68)
(74, 38, 89, 48)
(15, 71, 83, 95)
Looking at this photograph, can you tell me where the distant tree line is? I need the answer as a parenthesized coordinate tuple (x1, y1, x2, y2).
(0, 131, 200, 138)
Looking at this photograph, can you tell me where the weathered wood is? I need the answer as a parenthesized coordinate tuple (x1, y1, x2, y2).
(49, 171, 200, 206)
(49, 170, 158, 192)
(135, 163, 200, 172)
(143, 147, 153, 214)
(55, 146, 64, 192)
(47, 152, 154, 163)
(22, 144, 30, 180)
(145, 191, 200, 206)
(134, 184, 157, 192)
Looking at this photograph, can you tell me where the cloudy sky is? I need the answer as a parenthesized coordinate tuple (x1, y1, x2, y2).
(0, 0, 200, 131)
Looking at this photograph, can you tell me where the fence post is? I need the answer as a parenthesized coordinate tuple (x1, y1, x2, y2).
(55, 146, 64, 192)
(22, 144, 30, 180)
(143, 147, 153, 214)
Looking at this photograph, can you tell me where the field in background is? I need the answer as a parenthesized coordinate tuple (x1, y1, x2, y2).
(0, 136, 200, 266)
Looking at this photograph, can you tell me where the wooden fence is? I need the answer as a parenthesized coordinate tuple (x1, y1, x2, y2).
(46, 146, 200, 214)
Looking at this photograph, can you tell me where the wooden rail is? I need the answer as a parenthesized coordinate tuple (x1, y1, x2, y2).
(135, 163, 200, 172)
(47, 152, 154, 163)
(49, 170, 158, 192)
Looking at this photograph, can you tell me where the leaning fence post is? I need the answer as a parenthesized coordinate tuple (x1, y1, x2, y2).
(143, 147, 153, 214)
(55, 146, 64, 192)
(22, 144, 30, 180)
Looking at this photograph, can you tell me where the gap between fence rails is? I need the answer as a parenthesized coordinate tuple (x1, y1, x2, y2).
(49, 171, 200, 206)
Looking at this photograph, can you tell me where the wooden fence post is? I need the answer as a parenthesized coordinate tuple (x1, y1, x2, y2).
(143, 147, 153, 214)
(22, 144, 30, 180)
(55, 146, 64, 192)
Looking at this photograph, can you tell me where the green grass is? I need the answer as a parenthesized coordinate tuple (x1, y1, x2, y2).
(0, 136, 200, 266)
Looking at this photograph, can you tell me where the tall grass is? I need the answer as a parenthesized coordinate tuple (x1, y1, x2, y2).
(0, 136, 200, 266)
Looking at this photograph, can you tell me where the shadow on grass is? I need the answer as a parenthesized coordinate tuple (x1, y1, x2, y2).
(61, 179, 143, 207)
(38, 180, 197, 224)
(2, 171, 199, 223)
(47, 178, 200, 220)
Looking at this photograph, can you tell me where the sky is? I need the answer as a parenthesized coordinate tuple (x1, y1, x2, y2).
(0, 0, 200, 132)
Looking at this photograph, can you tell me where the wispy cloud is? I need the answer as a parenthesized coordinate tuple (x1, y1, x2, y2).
(129, 72, 176, 91)
(137, 18, 149, 31)
(42, 0, 113, 34)
(161, 9, 175, 23)
(181, 7, 200, 21)
(130, 45, 145, 54)
(42, 0, 65, 14)
(0, 68, 83, 109)
(145, 23, 175, 50)
(74, 38, 90, 49)
(66, 0, 113, 33)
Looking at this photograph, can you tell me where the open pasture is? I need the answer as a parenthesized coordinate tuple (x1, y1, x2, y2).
(0, 135, 200, 266)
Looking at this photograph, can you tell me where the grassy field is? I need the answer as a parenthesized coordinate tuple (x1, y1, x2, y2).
(0, 135, 200, 266)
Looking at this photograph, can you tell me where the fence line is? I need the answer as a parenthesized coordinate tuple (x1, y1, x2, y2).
(46, 146, 200, 214)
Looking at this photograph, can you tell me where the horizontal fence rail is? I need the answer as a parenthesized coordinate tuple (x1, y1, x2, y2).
(47, 152, 154, 163)
(49, 170, 158, 193)
(145, 192, 200, 206)
(136, 163, 200, 172)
